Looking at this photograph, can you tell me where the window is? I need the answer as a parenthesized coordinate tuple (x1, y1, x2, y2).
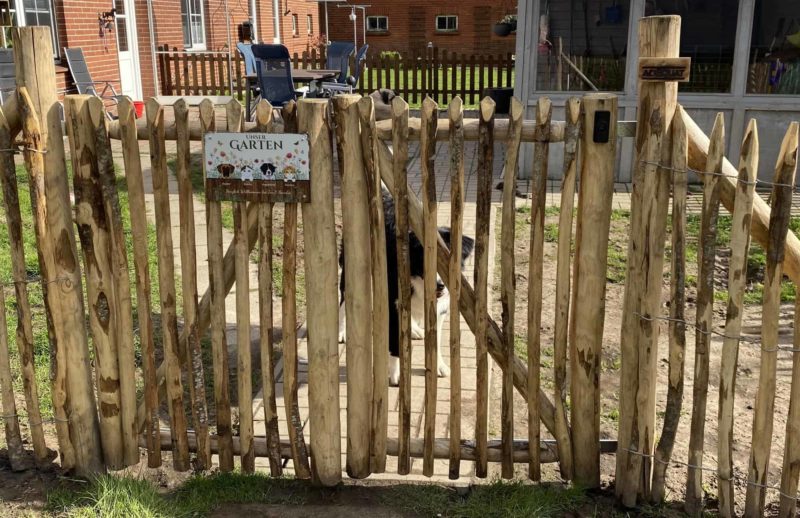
(307, 14, 313, 34)
(435, 15, 457, 33)
(534, 0, 629, 91)
(366, 15, 388, 33)
(8, 0, 58, 55)
(292, 14, 298, 36)
(181, 0, 205, 49)
(747, 0, 800, 95)
(646, 0, 739, 93)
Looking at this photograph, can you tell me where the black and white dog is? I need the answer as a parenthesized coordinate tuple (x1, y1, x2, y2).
(339, 190, 475, 386)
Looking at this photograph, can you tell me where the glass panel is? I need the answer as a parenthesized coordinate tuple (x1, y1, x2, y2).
(534, 0, 629, 92)
(114, 0, 125, 16)
(747, 0, 800, 95)
(116, 15, 128, 52)
(646, 0, 739, 93)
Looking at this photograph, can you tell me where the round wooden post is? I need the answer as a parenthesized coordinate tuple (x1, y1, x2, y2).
(616, 15, 681, 506)
(570, 93, 618, 489)
(15, 26, 103, 476)
(333, 94, 373, 480)
(298, 98, 342, 486)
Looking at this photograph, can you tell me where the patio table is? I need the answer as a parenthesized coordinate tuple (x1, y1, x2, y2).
(244, 68, 340, 120)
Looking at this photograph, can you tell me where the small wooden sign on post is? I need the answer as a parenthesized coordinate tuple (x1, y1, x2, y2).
(204, 132, 310, 203)
(638, 57, 691, 82)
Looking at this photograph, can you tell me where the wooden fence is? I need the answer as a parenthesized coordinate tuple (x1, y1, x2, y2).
(5, 19, 800, 517)
(156, 45, 514, 106)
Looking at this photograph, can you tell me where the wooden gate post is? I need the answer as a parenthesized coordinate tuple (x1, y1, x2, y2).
(298, 98, 343, 486)
(570, 93, 618, 488)
(14, 27, 103, 476)
(333, 94, 373, 480)
(616, 15, 681, 506)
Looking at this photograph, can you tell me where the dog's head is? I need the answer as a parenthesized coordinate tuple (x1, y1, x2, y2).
(260, 163, 276, 175)
(217, 163, 235, 178)
(408, 227, 475, 299)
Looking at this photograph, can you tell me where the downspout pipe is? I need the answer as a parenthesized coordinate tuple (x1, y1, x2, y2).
(147, 0, 159, 96)
(272, 0, 281, 43)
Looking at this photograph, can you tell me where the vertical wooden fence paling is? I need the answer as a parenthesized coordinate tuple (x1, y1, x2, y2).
(475, 97, 495, 479)
(280, 101, 311, 480)
(0, 107, 47, 466)
(118, 97, 161, 468)
(17, 31, 104, 474)
(199, 99, 235, 472)
(745, 122, 799, 517)
(0, 284, 26, 470)
(500, 97, 524, 479)
(226, 98, 256, 474)
(686, 114, 725, 515)
(174, 99, 211, 470)
(65, 95, 125, 471)
(716, 119, 758, 517)
(254, 100, 283, 477)
(88, 97, 139, 467)
(420, 97, 438, 478)
(528, 97, 551, 482)
(447, 96, 465, 480)
(391, 97, 413, 476)
(651, 106, 690, 503)
(298, 98, 342, 486)
(357, 97, 389, 474)
(570, 93, 618, 488)
(552, 96, 580, 481)
(145, 98, 190, 471)
(616, 16, 680, 506)
(782, 297, 800, 518)
(334, 94, 373, 479)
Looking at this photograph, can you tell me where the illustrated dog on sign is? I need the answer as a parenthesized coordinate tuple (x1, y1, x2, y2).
(338, 190, 474, 386)
(217, 163, 235, 178)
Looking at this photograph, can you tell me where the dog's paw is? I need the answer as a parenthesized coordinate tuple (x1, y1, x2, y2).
(389, 356, 400, 386)
(437, 362, 451, 378)
(410, 325, 424, 340)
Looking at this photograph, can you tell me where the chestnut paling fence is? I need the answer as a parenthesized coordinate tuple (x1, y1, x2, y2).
(5, 19, 800, 517)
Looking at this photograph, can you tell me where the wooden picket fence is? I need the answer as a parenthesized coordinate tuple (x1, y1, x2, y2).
(6, 19, 800, 517)
(156, 45, 514, 106)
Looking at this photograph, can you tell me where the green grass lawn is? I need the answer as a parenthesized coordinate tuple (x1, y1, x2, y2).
(45, 472, 588, 518)
(360, 65, 515, 109)
(0, 164, 166, 421)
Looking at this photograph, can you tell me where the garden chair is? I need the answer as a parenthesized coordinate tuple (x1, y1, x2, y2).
(251, 44, 304, 108)
(321, 44, 369, 95)
(64, 47, 122, 118)
(237, 42, 260, 119)
(326, 41, 355, 84)
(0, 49, 15, 104)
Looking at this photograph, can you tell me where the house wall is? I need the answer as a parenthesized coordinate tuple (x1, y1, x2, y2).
(321, 0, 516, 57)
(55, 0, 122, 95)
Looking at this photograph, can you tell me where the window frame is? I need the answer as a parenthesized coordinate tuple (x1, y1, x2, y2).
(307, 14, 313, 35)
(292, 14, 298, 36)
(366, 15, 389, 33)
(435, 14, 458, 33)
(10, 0, 59, 57)
(181, 0, 206, 50)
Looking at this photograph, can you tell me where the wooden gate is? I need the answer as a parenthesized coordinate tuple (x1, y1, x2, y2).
(5, 19, 800, 517)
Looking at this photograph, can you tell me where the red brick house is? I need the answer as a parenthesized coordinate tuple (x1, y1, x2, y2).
(319, 0, 516, 57)
(4, 0, 322, 99)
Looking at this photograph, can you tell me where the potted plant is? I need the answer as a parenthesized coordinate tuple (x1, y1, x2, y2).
(493, 14, 517, 37)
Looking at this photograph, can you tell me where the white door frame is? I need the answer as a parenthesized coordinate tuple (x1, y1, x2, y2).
(116, 0, 143, 99)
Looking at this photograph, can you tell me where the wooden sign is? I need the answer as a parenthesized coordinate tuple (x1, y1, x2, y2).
(638, 57, 691, 82)
(204, 132, 310, 203)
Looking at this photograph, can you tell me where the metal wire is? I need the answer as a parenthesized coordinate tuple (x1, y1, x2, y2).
(624, 447, 800, 502)
(0, 275, 75, 290)
(0, 147, 47, 155)
(633, 312, 800, 353)
(640, 160, 797, 191)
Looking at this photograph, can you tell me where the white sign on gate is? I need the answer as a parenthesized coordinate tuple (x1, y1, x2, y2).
(204, 132, 310, 203)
